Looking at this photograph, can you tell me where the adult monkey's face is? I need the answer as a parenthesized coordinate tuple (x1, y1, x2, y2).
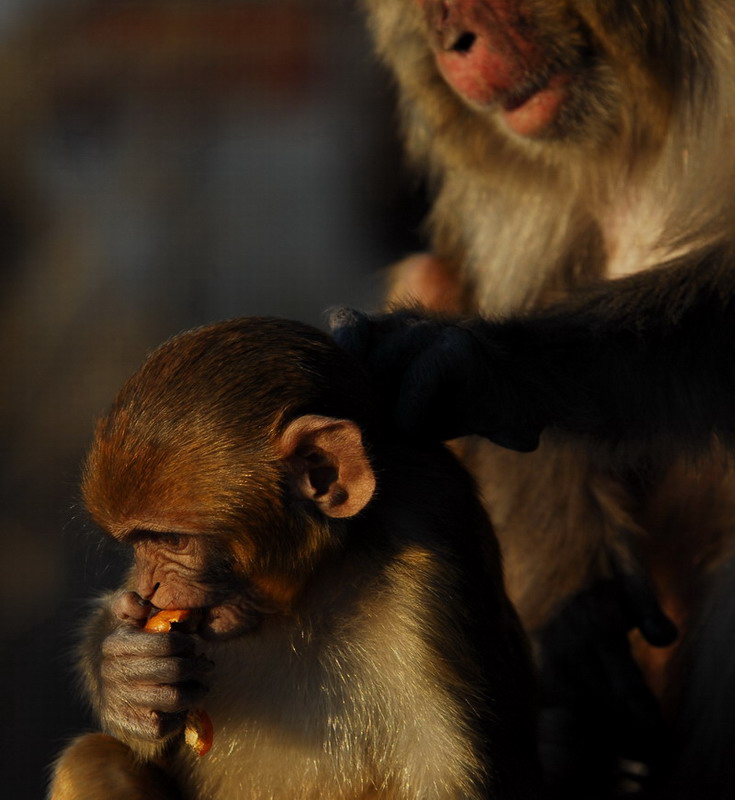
(410, 0, 698, 145)
(417, 0, 575, 136)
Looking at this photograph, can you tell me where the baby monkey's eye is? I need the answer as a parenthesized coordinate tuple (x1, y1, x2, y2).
(159, 532, 187, 550)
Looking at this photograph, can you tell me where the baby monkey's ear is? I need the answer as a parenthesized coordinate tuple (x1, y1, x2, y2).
(279, 415, 376, 518)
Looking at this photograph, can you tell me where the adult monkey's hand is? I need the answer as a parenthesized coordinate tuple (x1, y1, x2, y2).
(329, 307, 545, 451)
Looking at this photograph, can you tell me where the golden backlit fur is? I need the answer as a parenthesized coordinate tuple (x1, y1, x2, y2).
(171, 542, 486, 800)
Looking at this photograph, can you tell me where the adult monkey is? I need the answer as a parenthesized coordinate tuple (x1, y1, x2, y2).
(49, 318, 541, 800)
(335, 0, 735, 797)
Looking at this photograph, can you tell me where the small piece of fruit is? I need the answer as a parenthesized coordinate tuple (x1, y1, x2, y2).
(144, 609, 214, 756)
(143, 608, 192, 633)
(184, 707, 215, 756)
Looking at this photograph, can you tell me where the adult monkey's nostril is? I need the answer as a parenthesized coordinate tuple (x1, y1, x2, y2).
(424, 0, 476, 49)
(450, 31, 477, 53)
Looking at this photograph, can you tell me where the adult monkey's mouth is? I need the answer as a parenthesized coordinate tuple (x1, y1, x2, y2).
(420, 0, 573, 136)
(499, 72, 572, 136)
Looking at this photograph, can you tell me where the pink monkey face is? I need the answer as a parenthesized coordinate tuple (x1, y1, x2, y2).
(416, 0, 571, 137)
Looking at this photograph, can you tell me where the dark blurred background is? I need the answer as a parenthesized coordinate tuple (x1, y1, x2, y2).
(0, 1, 427, 795)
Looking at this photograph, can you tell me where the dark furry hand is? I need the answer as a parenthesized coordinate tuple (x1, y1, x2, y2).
(329, 307, 545, 450)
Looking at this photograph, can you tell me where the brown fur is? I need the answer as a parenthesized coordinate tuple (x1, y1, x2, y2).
(50, 318, 541, 800)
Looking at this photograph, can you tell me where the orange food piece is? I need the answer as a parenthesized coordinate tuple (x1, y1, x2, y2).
(143, 608, 192, 632)
(144, 609, 214, 756)
(184, 707, 215, 756)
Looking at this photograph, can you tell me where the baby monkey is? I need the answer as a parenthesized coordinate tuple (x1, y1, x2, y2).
(50, 317, 541, 800)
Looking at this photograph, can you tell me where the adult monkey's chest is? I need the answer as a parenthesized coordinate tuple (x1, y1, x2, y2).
(460, 434, 735, 699)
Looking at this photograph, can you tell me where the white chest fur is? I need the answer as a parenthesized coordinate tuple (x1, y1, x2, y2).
(175, 574, 481, 800)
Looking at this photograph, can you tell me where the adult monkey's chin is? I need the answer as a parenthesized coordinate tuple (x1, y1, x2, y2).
(499, 74, 572, 137)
